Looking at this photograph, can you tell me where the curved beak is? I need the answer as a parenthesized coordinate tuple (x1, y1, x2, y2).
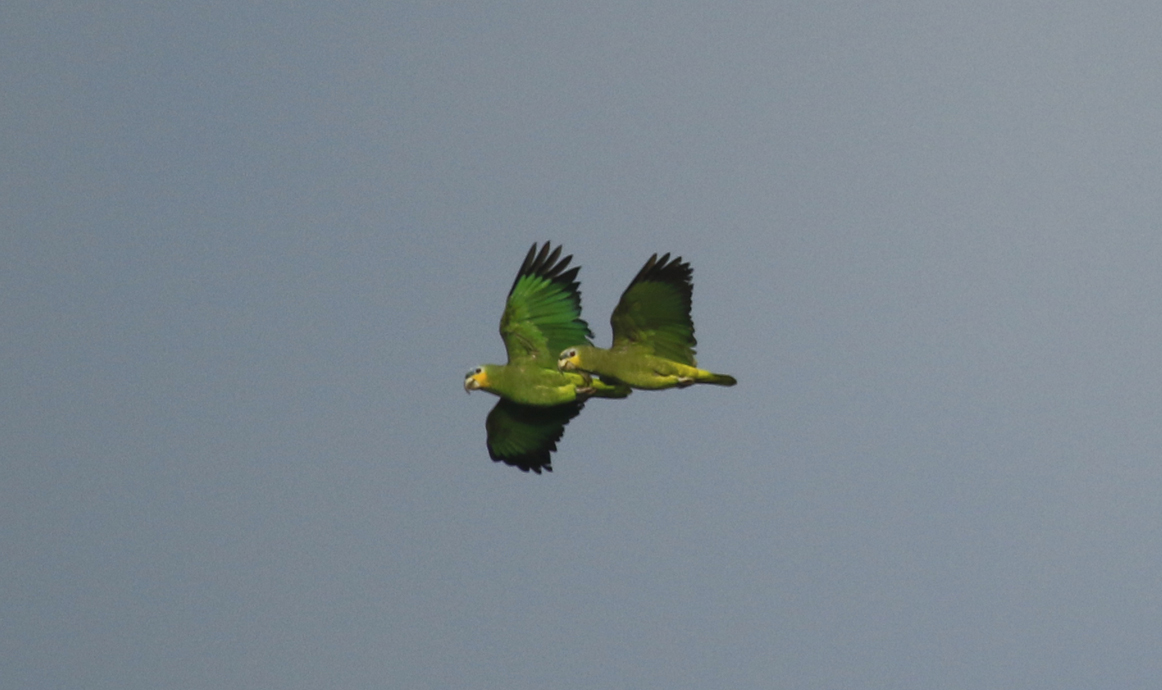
(464, 370, 486, 393)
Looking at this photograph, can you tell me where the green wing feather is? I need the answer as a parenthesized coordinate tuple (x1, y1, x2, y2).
(485, 398, 585, 473)
(609, 253, 697, 365)
(500, 243, 594, 366)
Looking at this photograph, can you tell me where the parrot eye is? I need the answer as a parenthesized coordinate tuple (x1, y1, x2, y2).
(565, 349, 575, 357)
(474, 367, 483, 374)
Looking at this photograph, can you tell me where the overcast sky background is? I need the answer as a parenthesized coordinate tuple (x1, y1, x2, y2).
(5, 2, 1162, 688)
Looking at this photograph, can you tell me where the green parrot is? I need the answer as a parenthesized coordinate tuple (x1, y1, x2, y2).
(465, 242, 629, 473)
(557, 253, 737, 390)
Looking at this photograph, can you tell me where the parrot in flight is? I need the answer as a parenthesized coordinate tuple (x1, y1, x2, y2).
(465, 242, 629, 473)
(558, 253, 736, 390)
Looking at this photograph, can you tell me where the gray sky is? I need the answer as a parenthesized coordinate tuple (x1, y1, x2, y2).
(5, 2, 1162, 688)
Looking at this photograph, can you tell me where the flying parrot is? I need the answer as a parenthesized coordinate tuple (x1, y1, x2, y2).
(465, 242, 629, 473)
(557, 253, 737, 390)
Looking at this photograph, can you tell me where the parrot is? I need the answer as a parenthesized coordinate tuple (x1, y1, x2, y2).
(465, 242, 629, 473)
(557, 252, 737, 390)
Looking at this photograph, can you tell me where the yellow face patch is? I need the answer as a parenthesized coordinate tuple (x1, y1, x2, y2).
(557, 350, 580, 371)
(467, 368, 490, 388)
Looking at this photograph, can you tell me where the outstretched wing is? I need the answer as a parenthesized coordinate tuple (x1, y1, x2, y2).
(609, 253, 697, 365)
(484, 398, 585, 474)
(500, 242, 594, 367)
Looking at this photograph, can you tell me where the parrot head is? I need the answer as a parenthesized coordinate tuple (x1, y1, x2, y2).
(558, 348, 582, 372)
(464, 366, 491, 393)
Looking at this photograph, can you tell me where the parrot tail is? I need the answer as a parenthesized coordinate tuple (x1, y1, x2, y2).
(699, 372, 737, 386)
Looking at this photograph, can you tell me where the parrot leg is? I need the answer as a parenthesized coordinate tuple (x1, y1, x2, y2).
(576, 372, 596, 397)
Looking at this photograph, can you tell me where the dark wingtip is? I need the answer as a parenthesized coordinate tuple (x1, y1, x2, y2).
(624, 252, 695, 307)
(510, 461, 551, 474)
(510, 241, 580, 293)
(489, 448, 554, 474)
(628, 252, 692, 289)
